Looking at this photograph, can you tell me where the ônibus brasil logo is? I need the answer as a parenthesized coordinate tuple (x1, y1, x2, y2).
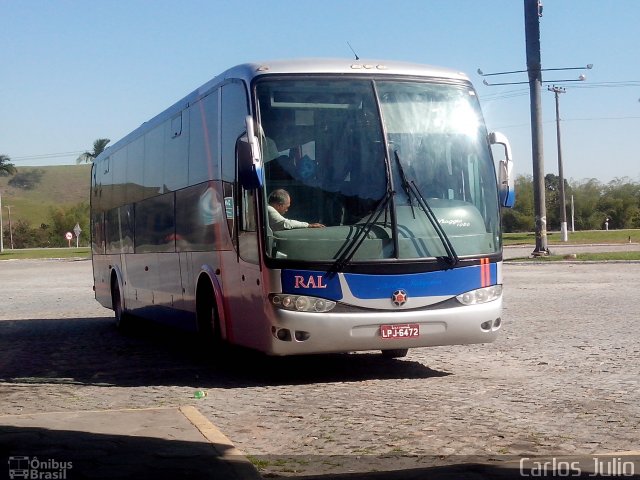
(8, 456, 72, 479)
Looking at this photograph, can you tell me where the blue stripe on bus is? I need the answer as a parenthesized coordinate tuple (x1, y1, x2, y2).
(281, 263, 497, 301)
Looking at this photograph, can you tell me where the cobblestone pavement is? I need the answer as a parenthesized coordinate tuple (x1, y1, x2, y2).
(1, 259, 638, 477)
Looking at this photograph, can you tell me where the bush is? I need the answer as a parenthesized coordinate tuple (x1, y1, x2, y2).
(8, 169, 45, 190)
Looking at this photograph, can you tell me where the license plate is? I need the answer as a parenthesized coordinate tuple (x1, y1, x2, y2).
(380, 324, 420, 339)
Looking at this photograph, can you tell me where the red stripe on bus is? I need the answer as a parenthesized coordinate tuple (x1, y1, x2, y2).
(480, 258, 490, 287)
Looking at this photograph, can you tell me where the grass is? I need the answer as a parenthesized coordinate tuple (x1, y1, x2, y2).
(504, 229, 640, 246)
(0, 247, 90, 261)
(246, 456, 310, 474)
(0, 164, 90, 227)
(2, 235, 639, 262)
(509, 251, 640, 262)
(4, 248, 634, 262)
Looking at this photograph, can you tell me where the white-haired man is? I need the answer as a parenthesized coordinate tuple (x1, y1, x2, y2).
(267, 189, 324, 231)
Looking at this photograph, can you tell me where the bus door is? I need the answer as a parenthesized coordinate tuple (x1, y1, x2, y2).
(218, 82, 265, 348)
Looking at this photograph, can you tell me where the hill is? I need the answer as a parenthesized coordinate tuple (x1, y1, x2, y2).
(0, 164, 91, 227)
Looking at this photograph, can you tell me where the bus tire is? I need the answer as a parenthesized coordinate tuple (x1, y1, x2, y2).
(381, 348, 408, 359)
(196, 279, 222, 347)
(111, 275, 130, 330)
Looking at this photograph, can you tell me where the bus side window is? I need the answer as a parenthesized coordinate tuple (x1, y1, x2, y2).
(221, 81, 258, 264)
(189, 92, 220, 185)
(238, 185, 258, 264)
(240, 187, 256, 233)
(221, 81, 247, 183)
(223, 182, 235, 241)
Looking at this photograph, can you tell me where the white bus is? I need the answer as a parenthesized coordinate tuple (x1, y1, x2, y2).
(91, 58, 514, 358)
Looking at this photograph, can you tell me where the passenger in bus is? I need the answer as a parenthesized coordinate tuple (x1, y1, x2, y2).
(267, 189, 325, 231)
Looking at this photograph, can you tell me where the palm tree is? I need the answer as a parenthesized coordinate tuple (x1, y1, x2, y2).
(76, 138, 110, 164)
(0, 154, 17, 176)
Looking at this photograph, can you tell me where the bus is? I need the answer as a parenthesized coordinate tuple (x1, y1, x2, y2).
(91, 58, 514, 358)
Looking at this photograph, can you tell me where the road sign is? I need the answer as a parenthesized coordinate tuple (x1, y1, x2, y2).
(65, 231, 73, 247)
(73, 223, 82, 247)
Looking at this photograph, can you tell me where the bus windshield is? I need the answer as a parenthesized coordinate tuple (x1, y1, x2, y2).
(257, 77, 500, 264)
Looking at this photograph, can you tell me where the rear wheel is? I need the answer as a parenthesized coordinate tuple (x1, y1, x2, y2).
(111, 277, 130, 330)
(381, 348, 409, 359)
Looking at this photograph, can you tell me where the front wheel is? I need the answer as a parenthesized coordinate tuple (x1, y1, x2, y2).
(196, 281, 223, 351)
(381, 348, 408, 359)
(111, 278, 130, 330)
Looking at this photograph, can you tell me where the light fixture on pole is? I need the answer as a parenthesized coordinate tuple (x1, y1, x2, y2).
(479, 57, 591, 253)
(549, 85, 568, 242)
(479, 1, 592, 255)
(478, 64, 592, 86)
(0, 192, 3, 253)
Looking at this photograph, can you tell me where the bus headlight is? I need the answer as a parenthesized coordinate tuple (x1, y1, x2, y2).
(270, 294, 336, 313)
(456, 285, 502, 306)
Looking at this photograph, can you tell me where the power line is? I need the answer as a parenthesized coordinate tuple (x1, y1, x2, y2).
(570, 81, 640, 89)
(480, 81, 640, 103)
(481, 90, 530, 102)
(491, 115, 640, 130)
(9, 151, 84, 162)
(561, 115, 640, 122)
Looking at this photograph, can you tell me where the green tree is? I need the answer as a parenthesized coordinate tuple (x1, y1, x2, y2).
(8, 169, 45, 190)
(48, 202, 90, 247)
(503, 175, 640, 232)
(570, 178, 604, 230)
(501, 175, 535, 232)
(597, 178, 640, 229)
(10, 220, 39, 249)
(76, 138, 110, 164)
(544, 173, 571, 231)
(0, 154, 17, 176)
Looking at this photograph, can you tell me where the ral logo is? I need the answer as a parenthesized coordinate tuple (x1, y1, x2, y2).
(391, 289, 408, 307)
(294, 275, 327, 289)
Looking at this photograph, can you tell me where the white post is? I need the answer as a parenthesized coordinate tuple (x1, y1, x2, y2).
(6, 205, 13, 249)
(570, 195, 575, 232)
(73, 223, 82, 249)
(0, 192, 3, 253)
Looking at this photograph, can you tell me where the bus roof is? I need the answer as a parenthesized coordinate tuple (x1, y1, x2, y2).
(95, 58, 471, 163)
(208, 57, 469, 90)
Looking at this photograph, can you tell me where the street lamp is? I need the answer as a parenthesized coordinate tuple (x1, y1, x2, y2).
(549, 85, 568, 241)
(0, 191, 3, 253)
(6, 205, 13, 250)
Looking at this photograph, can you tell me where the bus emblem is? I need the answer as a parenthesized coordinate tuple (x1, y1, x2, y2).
(391, 289, 408, 307)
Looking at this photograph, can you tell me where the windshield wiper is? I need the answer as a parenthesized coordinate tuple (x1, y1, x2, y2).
(328, 188, 394, 276)
(394, 150, 415, 218)
(394, 150, 459, 267)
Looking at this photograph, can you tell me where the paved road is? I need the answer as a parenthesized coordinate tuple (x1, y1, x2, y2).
(0, 258, 638, 478)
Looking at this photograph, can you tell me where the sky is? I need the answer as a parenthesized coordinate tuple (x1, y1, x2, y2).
(1, 0, 639, 184)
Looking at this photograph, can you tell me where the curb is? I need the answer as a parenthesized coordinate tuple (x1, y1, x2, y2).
(179, 406, 263, 480)
(1, 406, 263, 480)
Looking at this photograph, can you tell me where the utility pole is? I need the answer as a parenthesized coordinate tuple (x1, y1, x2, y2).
(6, 205, 14, 250)
(549, 85, 568, 241)
(0, 192, 3, 253)
(480, 3, 590, 250)
(524, 0, 548, 255)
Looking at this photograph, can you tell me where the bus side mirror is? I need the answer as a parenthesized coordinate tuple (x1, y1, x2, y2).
(489, 131, 515, 208)
(237, 115, 263, 190)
